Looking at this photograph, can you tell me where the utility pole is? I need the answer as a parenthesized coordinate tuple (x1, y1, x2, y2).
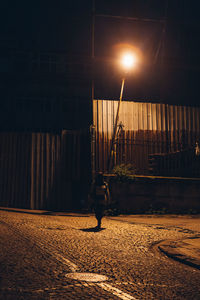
(107, 78, 125, 171)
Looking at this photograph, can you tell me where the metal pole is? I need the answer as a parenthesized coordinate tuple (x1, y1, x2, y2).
(108, 78, 125, 171)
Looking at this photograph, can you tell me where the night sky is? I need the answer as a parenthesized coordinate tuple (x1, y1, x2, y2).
(1, 0, 200, 105)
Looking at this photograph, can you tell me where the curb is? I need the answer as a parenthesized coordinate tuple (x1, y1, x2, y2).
(158, 239, 200, 270)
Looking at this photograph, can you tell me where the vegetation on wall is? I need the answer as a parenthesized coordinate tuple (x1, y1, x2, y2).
(112, 164, 136, 182)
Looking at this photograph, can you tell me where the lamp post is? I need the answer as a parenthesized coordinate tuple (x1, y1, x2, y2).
(108, 52, 137, 172)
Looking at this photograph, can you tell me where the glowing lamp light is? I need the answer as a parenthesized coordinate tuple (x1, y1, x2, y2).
(121, 53, 137, 70)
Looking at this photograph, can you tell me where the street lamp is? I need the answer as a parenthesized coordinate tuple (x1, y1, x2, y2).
(121, 52, 137, 70)
(108, 52, 137, 171)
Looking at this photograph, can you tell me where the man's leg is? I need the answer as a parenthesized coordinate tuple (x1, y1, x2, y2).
(95, 206, 104, 229)
(97, 217, 101, 229)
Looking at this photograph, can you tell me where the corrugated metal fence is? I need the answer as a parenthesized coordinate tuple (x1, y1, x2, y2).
(93, 100, 200, 174)
(0, 130, 90, 210)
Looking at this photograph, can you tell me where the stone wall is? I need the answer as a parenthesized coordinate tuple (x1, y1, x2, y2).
(107, 175, 200, 214)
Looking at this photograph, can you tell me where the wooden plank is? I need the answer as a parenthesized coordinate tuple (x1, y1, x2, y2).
(173, 106, 178, 151)
(51, 134, 55, 189)
(152, 104, 157, 131)
(141, 103, 146, 170)
(146, 103, 151, 157)
(102, 101, 107, 171)
(2, 133, 8, 206)
(132, 102, 138, 131)
(9, 133, 16, 207)
(177, 106, 182, 150)
(128, 101, 134, 131)
(15, 134, 22, 208)
(152, 103, 157, 153)
(143, 103, 149, 170)
(23, 133, 30, 209)
(197, 108, 200, 135)
(165, 104, 170, 153)
(2, 134, 8, 206)
(40, 133, 44, 209)
(188, 107, 192, 146)
(97, 100, 102, 171)
(128, 130, 132, 164)
(67, 133, 72, 179)
(191, 107, 196, 145)
(169, 105, 174, 152)
(7, 133, 13, 207)
(104, 101, 109, 171)
(24, 133, 31, 209)
(61, 131, 66, 206)
(73, 133, 78, 179)
(93, 100, 98, 172)
(0, 133, 3, 204)
(56, 134, 61, 210)
(183, 106, 187, 147)
(36, 133, 41, 209)
(106, 102, 110, 170)
(46, 133, 50, 202)
(143, 103, 148, 131)
(185, 106, 190, 146)
(95, 102, 99, 171)
(161, 103, 166, 153)
(107, 100, 112, 139)
(123, 101, 129, 130)
(150, 103, 154, 155)
(157, 104, 162, 153)
(93, 100, 97, 127)
(20, 134, 26, 208)
(76, 132, 81, 180)
(26, 134, 32, 209)
(30, 133, 36, 209)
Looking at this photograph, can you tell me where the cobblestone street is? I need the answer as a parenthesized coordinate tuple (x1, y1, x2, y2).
(0, 209, 200, 299)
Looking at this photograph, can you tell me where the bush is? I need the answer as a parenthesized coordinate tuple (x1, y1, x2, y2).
(112, 164, 135, 182)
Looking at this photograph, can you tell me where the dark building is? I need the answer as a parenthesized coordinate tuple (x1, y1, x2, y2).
(0, 37, 92, 132)
(0, 1, 200, 211)
(0, 1, 200, 133)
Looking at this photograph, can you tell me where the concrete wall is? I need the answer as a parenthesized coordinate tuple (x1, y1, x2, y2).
(107, 175, 200, 213)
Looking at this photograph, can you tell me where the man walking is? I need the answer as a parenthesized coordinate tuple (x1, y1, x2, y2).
(91, 172, 110, 229)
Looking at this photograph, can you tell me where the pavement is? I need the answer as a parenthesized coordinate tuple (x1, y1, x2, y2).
(1, 207, 200, 270)
(157, 236, 200, 270)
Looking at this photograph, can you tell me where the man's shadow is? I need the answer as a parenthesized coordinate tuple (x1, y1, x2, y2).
(80, 227, 105, 232)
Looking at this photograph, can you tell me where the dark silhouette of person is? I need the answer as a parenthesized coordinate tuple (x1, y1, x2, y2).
(91, 172, 110, 229)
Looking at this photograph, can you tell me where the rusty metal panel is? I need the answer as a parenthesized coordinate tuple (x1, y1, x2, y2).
(0, 130, 90, 210)
(196, 107, 200, 139)
(93, 99, 200, 174)
(93, 100, 97, 132)
(152, 104, 157, 131)
(133, 102, 139, 131)
(0, 132, 31, 209)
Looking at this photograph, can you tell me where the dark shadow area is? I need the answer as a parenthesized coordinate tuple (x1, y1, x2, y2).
(0, 208, 90, 217)
(80, 227, 106, 232)
(42, 212, 90, 217)
(43, 129, 91, 212)
(0, 208, 47, 215)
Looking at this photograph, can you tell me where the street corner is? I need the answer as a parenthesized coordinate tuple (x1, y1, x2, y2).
(157, 237, 200, 270)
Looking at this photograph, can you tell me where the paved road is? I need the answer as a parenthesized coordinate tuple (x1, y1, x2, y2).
(0, 209, 200, 299)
